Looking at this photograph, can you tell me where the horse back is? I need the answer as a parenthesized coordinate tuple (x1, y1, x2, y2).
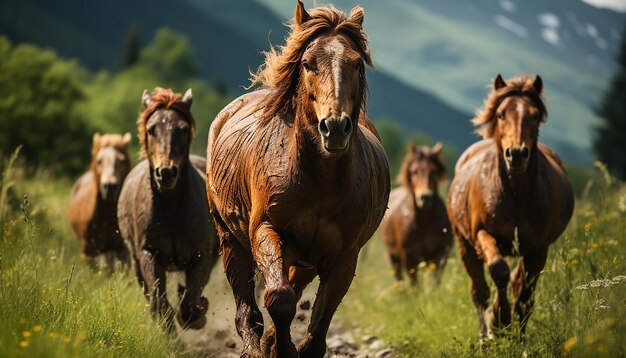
(68, 171, 96, 238)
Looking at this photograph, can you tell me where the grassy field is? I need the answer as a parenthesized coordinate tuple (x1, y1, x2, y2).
(1, 147, 625, 357)
(341, 163, 626, 357)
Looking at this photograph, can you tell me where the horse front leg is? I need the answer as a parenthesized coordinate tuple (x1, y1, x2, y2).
(253, 223, 297, 358)
(458, 236, 490, 341)
(221, 232, 264, 357)
(512, 247, 548, 336)
(138, 250, 174, 331)
(297, 253, 358, 358)
(178, 256, 210, 330)
(477, 230, 511, 333)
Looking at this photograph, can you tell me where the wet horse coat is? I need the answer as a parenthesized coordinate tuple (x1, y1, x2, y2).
(206, 3, 389, 357)
(68, 133, 132, 269)
(447, 75, 574, 339)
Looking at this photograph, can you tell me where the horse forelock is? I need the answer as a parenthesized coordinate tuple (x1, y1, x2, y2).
(91, 134, 130, 172)
(396, 147, 446, 188)
(137, 87, 196, 158)
(472, 76, 547, 139)
(249, 5, 372, 123)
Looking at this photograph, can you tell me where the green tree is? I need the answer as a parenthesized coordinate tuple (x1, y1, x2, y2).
(119, 25, 141, 70)
(594, 27, 626, 179)
(0, 36, 92, 175)
(140, 28, 198, 85)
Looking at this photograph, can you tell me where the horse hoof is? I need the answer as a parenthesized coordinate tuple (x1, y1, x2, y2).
(178, 313, 207, 330)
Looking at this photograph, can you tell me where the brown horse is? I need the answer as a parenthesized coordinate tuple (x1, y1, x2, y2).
(117, 88, 219, 331)
(447, 75, 574, 340)
(68, 132, 132, 270)
(380, 142, 452, 286)
(206, 2, 389, 357)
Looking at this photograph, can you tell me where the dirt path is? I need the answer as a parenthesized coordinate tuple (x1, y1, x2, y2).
(173, 267, 394, 358)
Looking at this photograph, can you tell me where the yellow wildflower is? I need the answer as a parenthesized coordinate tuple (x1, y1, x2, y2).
(33, 325, 42, 332)
(63, 336, 71, 343)
(19, 341, 29, 348)
(18, 318, 26, 325)
(563, 337, 577, 354)
(22, 331, 32, 338)
(48, 332, 58, 339)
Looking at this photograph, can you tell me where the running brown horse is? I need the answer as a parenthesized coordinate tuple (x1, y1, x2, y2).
(206, 2, 390, 357)
(447, 75, 574, 340)
(68, 132, 132, 270)
(380, 142, 452, 286)
(117, 88, 219, 331)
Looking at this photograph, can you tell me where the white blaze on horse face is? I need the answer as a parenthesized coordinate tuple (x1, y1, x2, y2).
(325, 38, 345, 100)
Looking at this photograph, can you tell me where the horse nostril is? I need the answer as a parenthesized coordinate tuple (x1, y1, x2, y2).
(343, 117, 352, 135)
(521, 147, 529, 159)
(505, 148, 512, 158)
(155, 167, 162, 178)
(171, 166, 179, 179)
(319, 119, 330, 138)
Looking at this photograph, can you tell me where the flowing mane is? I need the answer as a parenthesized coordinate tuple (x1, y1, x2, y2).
(137, 87, 195, 157)
(472, 76, 547, 139)
(249, 4, 373, 122)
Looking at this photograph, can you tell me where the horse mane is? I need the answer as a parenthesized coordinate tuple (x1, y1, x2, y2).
(249, 4, 373, 122)
(91, 134, 130, 170)
(137, 87, 196, 157)
(472, 76, 547, 139)
(396, 146, 447, 188)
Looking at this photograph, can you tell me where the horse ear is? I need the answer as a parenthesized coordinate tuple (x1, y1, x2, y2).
(142, 89, 152, 108)
(181, 88, 193, 109)
(407, 142, 416, 154)
(295, 1, 311, 27)
(122, 132, 132, 146)
(431, 141, 443, 156)
(533, 75, 543, 94)
(494, 74, 506, 90)
(348, 6, 365, 26)
(93, 132, 101, 146)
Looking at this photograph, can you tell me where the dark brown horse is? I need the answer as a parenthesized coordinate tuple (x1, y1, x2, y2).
(380, 142, 452, 286)
(117, 88, 219, 331)
(206, 2, 389, 357)
(68, 132, 132, 270)
(447, 75, 574, 340)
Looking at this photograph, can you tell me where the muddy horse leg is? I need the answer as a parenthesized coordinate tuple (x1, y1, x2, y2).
(178, 257, 210, 329)
(222, 233, 264, 358)
(138, 250, 174, 330)
(512, 248, 548, 336)
(297, 253, 358, 358)
(253, 223, 297, 358)
(477, 229, 511, 333)
(459, 237, 490, 340)
(389, 254, 402, 281)
(405, 253, 418, 286)
(262, 265, 317, 357)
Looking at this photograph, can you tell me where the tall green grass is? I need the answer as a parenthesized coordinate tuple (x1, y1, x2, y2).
(0, 151, 182, 357)
(341, 164, 626, 357)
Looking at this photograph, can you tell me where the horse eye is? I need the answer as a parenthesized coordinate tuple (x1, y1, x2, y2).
(97, 158, 102, 165)
(147, 127, 156, 136)
(534, 113, 541, 121)
(497, 113, 504, 120)
(302, 60, 311, 71)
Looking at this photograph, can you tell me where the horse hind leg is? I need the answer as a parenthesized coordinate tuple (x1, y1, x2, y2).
(253, 223, 298, 358)
(459, 237, 491, 341)
(389, 254, 403, 282)
(477, 230, 511, 334)
(221, 230, 264, 358)
(513, 248, 548, 337)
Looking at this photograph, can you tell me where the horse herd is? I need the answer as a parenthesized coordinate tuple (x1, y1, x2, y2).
(67, 2, 574, 357)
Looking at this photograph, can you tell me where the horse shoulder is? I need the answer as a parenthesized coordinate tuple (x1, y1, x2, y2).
(68, 171, 96, 233)
(117, 160, 151, 244)
(455, 139, 493, 173)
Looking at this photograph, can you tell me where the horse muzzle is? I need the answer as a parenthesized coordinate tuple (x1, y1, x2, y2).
(154, 166, 179, 190)
(504, 147, 530, 175)
(100, 182, 120, 201)
(415, 192, 434, 209)
(318, 116, 352, 153)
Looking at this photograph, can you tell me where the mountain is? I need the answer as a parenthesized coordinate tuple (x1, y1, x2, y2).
(258, 0, 626, 163)
(0, 0, 473, 153)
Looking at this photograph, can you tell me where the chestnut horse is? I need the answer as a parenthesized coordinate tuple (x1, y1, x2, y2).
(447, 75, 574, 340)
(380, 142, 452, 286)
(117, 88, 219, 331)
(68, 132, 132, 270)
(206, 2, 389, 357)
